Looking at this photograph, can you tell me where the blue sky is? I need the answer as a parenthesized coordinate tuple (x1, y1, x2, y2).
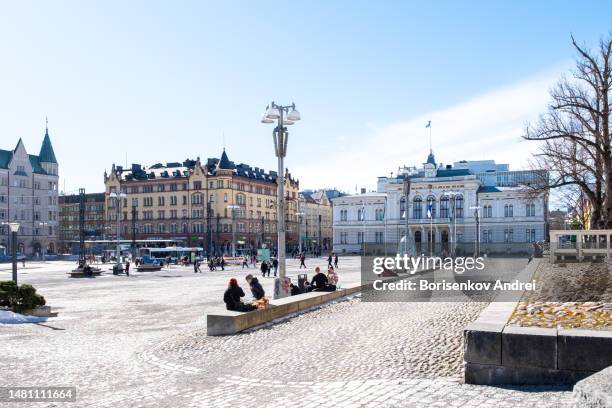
(0, 1, 610, 195)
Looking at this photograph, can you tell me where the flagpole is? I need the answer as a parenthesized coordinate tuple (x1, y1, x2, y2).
(430, 212, 433, 257)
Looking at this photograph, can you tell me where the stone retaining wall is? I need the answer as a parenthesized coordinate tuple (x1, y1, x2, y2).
(464, 259, 612, 385)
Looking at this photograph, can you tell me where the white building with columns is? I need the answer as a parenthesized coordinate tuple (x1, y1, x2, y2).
(332, 151, 547, 255)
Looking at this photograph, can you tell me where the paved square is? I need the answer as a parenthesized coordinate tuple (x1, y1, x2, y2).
(0, 257, 572, 407)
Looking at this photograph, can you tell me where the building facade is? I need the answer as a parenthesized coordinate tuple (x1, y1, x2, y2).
(298, 190, 337, 253)
(103, 149, 300, 255)
(0, 126, 59, 256)
(332, 150, 547, 255)
(58, 192, 106, 253)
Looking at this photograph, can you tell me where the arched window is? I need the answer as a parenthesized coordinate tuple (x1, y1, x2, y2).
(440, 196, 449, 218)
(400, 198, 406, 219)
(375, 208, 384, 221)
(455, 196, 463, 218)
(158, 223, 165, 233)
(426, 196, 436, 218)
(413, 197, 422, 219)
(236, 193, 246, 206)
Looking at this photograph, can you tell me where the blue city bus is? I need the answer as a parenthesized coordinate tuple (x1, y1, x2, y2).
(139, 247, 203, 265)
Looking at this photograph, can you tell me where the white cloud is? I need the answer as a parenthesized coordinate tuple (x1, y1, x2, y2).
(294, 64, 568, 194)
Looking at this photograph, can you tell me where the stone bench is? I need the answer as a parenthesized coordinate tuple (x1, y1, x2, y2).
(207, 282, 364, 336)
(136, 264, 163, 272)
(68, 268, 102, 278)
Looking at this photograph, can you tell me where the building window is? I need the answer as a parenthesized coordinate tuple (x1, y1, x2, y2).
(504, 204, 513, 217)
(340, 232, 348, 244)
(340, 209, 347, 221)
(375, 231, 384, 243)
(170, 223, 178, 233)
(357, 208, 366, 221)
(526, 203, 536, 217)
(357, 231, 364, 244)
(413, 197, 422, 219)
(504, 228, 513, 243)
(375, 208, 384, 221)
(400, 198, 406, 219)
(236, 193, 246, 205)
(440, 196, 449, 218)
(455, 196, 463, 218)
(483, 229, 493, 243)
(526, 228, 536, 242)
(194, 181, 202, 190)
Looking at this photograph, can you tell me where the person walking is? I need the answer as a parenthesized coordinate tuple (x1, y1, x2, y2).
(299, 253, 306, 269)
(334, 254, 338, 269)
(261, 260, 269, 277)
(220, 257, 225, 271)
(242, 256, 249, 269)
(125, 259, 130, 277)
(272, 258, 279, 277)
(328, 254, 333, 268)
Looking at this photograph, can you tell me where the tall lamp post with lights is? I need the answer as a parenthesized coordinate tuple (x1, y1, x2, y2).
(227, 204, 240, 257)
(261, 101, 301, 298)
(109, 191, 126, 267)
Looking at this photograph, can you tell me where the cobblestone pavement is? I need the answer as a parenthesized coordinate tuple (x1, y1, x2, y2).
(0, 257, 573, 407)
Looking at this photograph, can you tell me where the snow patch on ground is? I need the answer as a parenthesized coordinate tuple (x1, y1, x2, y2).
(0, 310, 48, 324)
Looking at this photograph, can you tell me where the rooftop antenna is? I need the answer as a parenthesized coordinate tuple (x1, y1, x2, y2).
(45, 116, 49, 135)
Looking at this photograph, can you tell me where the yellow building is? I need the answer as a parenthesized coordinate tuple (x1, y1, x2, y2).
(103, 149, 300, 255)
(298, 190, 334, 253)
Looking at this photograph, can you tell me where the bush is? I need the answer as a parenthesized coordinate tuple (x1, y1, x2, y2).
(0, 281, 46, 312)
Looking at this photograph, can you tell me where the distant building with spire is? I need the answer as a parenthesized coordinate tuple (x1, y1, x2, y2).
(332, 148, 548, 255)
(0, 120, 60, 256)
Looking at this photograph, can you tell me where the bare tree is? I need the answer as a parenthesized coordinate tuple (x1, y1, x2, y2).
(524, 34, 612, 229)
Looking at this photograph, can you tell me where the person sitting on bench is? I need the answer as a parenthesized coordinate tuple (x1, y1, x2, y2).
(223, 278, 256, 312)
(311, 267, 333, 291)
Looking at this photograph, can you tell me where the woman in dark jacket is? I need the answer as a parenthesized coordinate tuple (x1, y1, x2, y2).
(223, 278, 256, 312)
(246, 274, 265, 300)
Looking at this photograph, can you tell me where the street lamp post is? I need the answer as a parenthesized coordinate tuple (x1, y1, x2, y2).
(470, 205, 481, 257)
(109, 191, 126, 266)
(442, 191, 459, 257)
(296, 211, 305, 255)
(403, 175, 411, 256)
(361, 203, 366, 256)
(37, 222, 49, 262)
(3, 222, 20, 284)
(227, 204, 240, 256)
(261, 101, 301, 298)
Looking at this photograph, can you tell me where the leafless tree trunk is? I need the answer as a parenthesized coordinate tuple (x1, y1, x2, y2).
(524, 34, 612, 229)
